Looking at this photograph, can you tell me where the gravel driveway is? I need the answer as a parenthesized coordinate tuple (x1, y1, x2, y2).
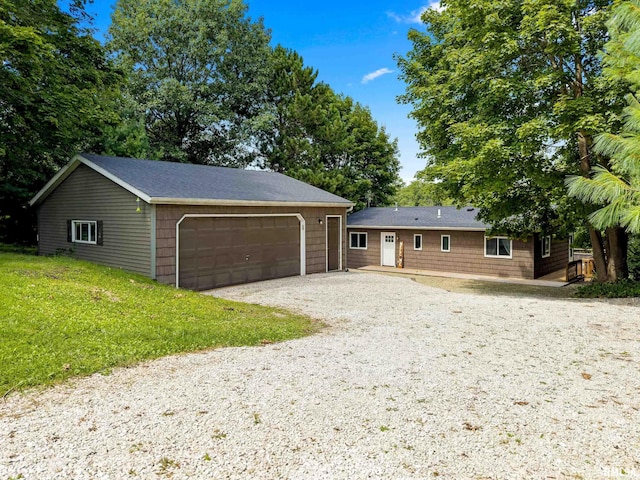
(1, 272, 639, 479)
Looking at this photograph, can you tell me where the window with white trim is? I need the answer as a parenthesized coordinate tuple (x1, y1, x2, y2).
(484, 236, 512, 258)
(414, 234, 422, 250)
(350, 232, 367, 249)
(541, 235, 551, 258)
(72, 220, 97, 244)
(441, 234, 451, 252)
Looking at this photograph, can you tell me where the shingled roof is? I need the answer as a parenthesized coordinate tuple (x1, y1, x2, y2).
(30, 154, 353, 207)
(347, 206, 489, 230)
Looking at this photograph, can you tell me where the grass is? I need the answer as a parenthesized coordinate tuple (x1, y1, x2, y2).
(575, 279, 640, 298)
(0, 252, 319, 394)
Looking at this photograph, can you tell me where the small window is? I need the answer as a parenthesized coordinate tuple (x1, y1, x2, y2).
(72, 220, 97, 244)
(350, 232, 367, 249)
(568, 234, 574, 262)
(541, 235, 551, 258)
(441, 235, 451, 252)
(414, 234, 422, 250)
(485, 236, 512, 258)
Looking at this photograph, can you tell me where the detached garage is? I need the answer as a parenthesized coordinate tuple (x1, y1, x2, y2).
(30, 154, 352, 290)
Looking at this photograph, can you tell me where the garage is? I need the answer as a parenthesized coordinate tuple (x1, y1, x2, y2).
(177, 214, 304, 290)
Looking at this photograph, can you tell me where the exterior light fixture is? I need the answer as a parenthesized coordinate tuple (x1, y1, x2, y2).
(136, 197, 141, 212)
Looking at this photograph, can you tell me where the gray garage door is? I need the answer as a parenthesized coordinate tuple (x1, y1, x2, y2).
(178, 216, 301, 290)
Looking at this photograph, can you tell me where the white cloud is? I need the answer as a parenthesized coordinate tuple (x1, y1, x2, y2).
(387, 2, 444, 24)
(361, 68, 394, 84)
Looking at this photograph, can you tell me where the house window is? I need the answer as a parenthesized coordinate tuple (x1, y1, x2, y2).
(72, 220, 97, 244)
(441, 235, 451, 252)
(485, 236, 512, 258)
(350, 232, 367, 249)
(541, 235, 551, 258)
(568, 234, 574, 262)
(414, 234, 422, 250)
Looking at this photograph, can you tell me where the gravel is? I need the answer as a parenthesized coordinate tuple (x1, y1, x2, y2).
(1, 271, 639, 479)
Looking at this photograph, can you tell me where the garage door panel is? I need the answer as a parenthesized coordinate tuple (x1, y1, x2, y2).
(179, 216, 301, 290)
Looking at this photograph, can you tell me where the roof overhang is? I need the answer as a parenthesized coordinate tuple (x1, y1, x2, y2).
(149, 197, 352, 208)
(29, 154, 152, 206)
(346, 225, 486, 232)
(29, 154, 354, 209)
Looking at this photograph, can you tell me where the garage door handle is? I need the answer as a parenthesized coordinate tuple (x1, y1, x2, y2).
(245, 255, 250, 261)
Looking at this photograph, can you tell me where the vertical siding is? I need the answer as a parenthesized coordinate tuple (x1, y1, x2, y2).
(37, 165, 152, 276)
(534, 236, 569, 278)
(347, 228, 536, 279)
(155, 205, 347, 286)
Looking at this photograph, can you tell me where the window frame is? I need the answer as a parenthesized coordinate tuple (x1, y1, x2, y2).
(484, 236, 512, 259)
(441, 234, 451, 253)
(413, 234, 422, 251)
(349, 231, 368, 250)
(71, 220, 97, 245)
(541, 235, 551, 258)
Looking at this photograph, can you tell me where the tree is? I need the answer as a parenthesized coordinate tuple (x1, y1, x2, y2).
(397, 0, 630, 281)
(108, 0, 272, 166)
(0, 0, 123, 244)
(393, 178, 453, 207)
(567, 0, 640, 235)
(258, 46, 400, 209)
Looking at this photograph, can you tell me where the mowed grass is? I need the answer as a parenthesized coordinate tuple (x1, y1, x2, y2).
(0, 252, 319, 394)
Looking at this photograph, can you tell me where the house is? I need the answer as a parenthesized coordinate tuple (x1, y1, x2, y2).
(30, 154, 353, 290)
(346, 206, 570, 279)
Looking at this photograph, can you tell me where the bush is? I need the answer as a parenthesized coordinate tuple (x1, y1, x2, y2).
(575, 279, 640, 298)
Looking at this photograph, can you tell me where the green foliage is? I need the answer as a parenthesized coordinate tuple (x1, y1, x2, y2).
(258, 46, 400, 209)
(397, 0, 624, 238)
(574, 278, 640, 297)
(0, 252, 317, 392)
(629, 234, 640, 280)
(393, 178, 453, 206)
(0, 0, 124, 244)
(108, 0, 272, 166)
(566, 0, 640, 233)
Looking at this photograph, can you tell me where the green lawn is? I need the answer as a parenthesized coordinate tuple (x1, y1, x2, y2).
(0, 252, 319, 394)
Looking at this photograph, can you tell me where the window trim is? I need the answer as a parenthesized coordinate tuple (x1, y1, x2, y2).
(441, 234, 451, 252)
(349, 231, 368, 250)
(484, 236, 512, 259)
(413, 234, 422, 251)
(541, 235, 551, 258)
(71, 220, 97, 245)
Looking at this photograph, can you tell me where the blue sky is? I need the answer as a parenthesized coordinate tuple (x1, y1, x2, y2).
(83, 0, 440, 182)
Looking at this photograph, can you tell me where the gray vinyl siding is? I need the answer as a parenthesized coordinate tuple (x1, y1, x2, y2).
(37, 165, 151, 276)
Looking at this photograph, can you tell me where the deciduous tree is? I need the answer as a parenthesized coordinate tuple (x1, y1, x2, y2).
(108, 0, 272, 166)
(0, 0, 122, 244)
(398, 0, 629, 281)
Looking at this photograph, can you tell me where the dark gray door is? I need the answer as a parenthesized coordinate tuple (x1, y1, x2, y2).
(327, 216, 340, 271)
(179, 216, 300, 290)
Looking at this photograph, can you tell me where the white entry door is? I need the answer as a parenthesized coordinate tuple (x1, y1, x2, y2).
(381, 232, 396, 267)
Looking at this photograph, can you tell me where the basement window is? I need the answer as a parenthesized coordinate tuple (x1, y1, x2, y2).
(350, 232, 368, 249)
(72, 220, 97, 244)
(484, 236, 512, 259)
(541, 235, 551, 258)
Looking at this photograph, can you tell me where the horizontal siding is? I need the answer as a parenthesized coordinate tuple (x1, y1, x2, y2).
(155, 205, 347, 286)
(347, 229, 535, 279)
(37, 165, 151, 276)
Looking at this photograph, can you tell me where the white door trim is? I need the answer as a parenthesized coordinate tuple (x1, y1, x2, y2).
(175, 213, 306, 289)
(325, 215, 343, 271)
(380, 231, 396, 267)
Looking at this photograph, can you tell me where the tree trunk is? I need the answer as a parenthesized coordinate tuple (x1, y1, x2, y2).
(605, 227, 629, 281)
(577, 131, 628, 282)
(589, 227, 609, 282)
